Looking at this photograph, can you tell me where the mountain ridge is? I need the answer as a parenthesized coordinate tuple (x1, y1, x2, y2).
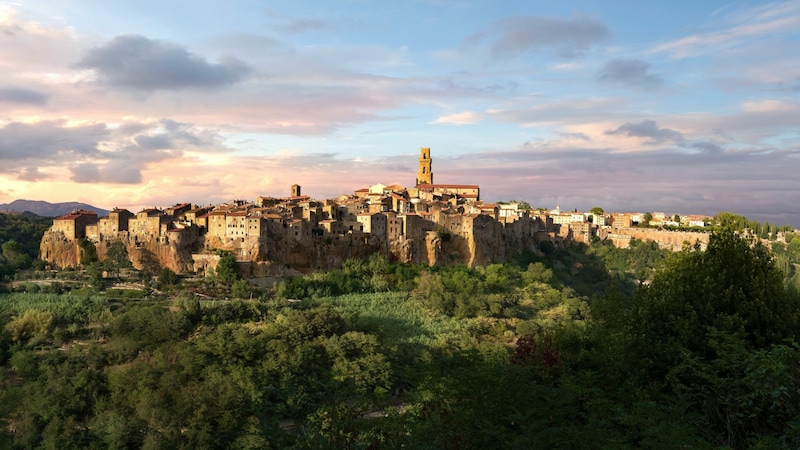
(0, 199, 109, 217)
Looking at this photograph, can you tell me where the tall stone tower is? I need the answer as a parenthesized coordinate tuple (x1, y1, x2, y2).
(291, 184, 301, 197)
(416, 147, 433, 186)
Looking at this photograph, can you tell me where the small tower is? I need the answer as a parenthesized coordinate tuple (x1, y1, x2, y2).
(416, 147, 433, 186)
(291, 184, 301, 197)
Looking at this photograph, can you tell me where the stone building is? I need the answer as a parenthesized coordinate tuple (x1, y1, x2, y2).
(52, 210, 98, 240)
(357, 212, 387, 240)
(129, 209, 165, 241)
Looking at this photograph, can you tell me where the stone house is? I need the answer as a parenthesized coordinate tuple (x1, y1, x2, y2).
(52, 210, 98, 240)
(206, 211, 228, 238)
(357, 212, 387, 240)
(129, 209, 165, 241)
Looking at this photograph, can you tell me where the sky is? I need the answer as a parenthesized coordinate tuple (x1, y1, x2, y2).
(1, 1, 799, 225)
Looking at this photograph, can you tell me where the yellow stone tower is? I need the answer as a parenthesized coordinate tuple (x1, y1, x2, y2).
(416, 147, 433, 186)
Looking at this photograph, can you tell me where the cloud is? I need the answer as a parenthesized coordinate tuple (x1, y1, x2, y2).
(605, 120, 684, 144)
(426, 140, 800, 225)
(0, 120, 106, 161)
(0, 118, 228, 184)
(0, 87, 49, 105)
(0, 6, 81, 70)
(75, 35, 251, 91)
(278, 18, 332, 34)
(70, 159, 143, 184)
(488, 96, 629, 127)
(775, 77, 800, 92)
(430, 111, 481, 125)
(596, 59, 663, 90)
(689, 141, 724, 155)
(465, 13, 610, 59)
(649, 1, 800, 59)
(16, 167, 50, 181)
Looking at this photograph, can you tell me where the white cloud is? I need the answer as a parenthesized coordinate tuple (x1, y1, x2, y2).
(430, 111, 481, 125)
(649, 1, 800, 59)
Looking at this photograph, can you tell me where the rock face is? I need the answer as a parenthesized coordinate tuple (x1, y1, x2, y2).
(42, 217, 714, 277)
(597, 227, 709, 250)
(40, 229, 200, 273)
(40, 226, 541, 275)
(39, 231, 81, 268)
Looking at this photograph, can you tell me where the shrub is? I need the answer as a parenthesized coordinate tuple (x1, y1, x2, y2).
(6, 309, 53, 342)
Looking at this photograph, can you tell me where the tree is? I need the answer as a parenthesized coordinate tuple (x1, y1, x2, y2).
(231, 279, 252, 298)
(641, 212, 653, 227)
(714, 211, 748, 231)
(5, 309, 53, 342)
(590, 207, 604, 215)
(626, 230, 800, 389)
(104, 241, 131, 275)
(160, 267, 179, 286)
(88, 262, 105, 290)
(215, 255, 241, 284)
(0, 240, 31, 277)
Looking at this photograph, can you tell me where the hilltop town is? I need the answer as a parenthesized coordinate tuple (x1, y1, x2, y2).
(40, 148, 712, 276)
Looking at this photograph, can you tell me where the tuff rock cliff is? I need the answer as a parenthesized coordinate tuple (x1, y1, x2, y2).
(40, 221, 549, 276)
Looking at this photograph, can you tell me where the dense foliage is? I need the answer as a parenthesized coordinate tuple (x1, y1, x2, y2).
(0, 213, 51, 280)
(2, 214, 800, 447)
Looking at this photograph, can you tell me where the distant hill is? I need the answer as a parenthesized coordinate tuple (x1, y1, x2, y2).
(0, 199, 109, 218)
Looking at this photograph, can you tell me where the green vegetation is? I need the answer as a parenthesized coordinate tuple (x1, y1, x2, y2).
(3, 210, 800, 448)
(0, 213, 50, 280)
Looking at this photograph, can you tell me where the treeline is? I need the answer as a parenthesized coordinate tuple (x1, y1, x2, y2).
(0, 213, 51, 280)
(714, 211, 795, 237)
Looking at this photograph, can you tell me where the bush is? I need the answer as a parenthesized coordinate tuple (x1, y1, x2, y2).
(6, 309, 53, 342)
(160, 267, 179, 286)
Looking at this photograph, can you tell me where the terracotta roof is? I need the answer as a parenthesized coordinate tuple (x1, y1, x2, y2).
(55, 210, 98, 220)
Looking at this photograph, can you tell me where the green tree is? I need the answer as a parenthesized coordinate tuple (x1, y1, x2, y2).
(216, 255, 241, 284)
(630, 230, 798, 372)
(88, 262, 105, 291)
(80, 239, 98, 265)
(714, 211, 748, 231)
(0, 240, 31, 276)
(5, 309, 53, 342)
(231, 279, 252, 298)
(160, 267, 179, 286)
(104, 241, 131, 275)
(590, 207, 604, 215)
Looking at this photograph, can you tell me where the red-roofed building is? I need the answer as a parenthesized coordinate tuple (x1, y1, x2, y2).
(52, 210, 98, 240)
(166, 203, 192, 218)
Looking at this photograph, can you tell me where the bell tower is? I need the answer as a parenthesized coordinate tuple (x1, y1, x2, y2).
(416, 147, 433, 186)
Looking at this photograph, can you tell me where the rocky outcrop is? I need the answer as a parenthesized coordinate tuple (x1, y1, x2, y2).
(39, 231, 81, 269)
(39, 228, 200, 273)
(39, 214, 551, 275)
(597, 227, 709, 250)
